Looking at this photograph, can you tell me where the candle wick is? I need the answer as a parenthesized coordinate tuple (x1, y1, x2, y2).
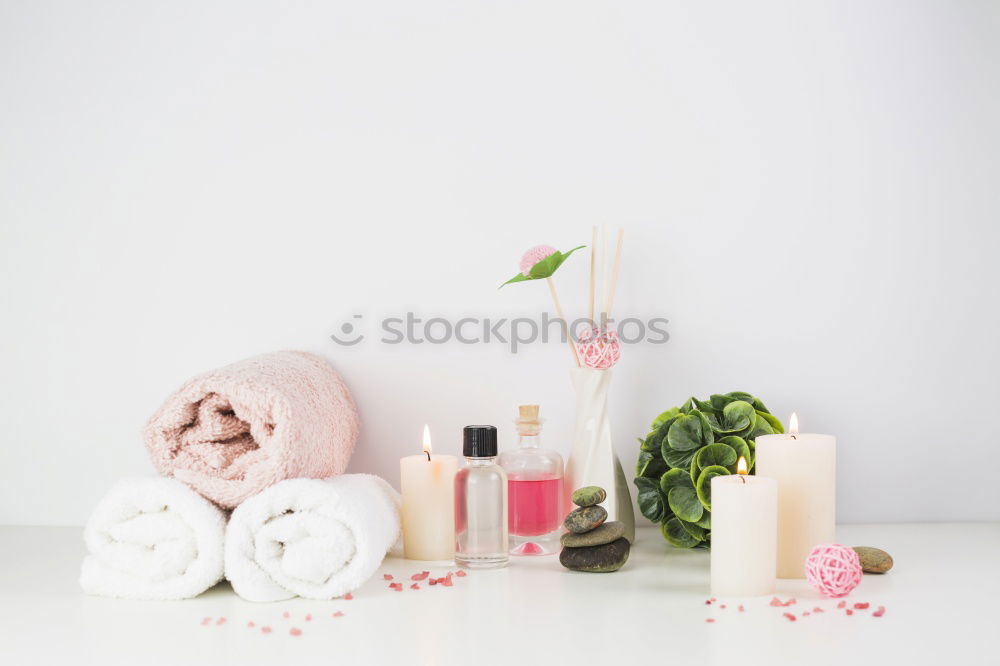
(740, 475, 747, 485)
(790, 434, 797, 440)
(425, 450, 431, 462)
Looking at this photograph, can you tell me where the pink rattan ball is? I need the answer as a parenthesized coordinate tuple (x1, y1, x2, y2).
(805, 544, 863, 597)
(519, 245, 557, 276)
(575, 326, 622, 369)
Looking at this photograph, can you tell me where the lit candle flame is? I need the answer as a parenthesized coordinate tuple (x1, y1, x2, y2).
(737, 456, 748, 475)
(422, 424, 432, 458)
(789, 412, 799, 436)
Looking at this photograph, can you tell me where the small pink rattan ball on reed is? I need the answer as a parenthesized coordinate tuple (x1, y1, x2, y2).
(519, 245, 557, 276)
(805, 543, 863, 597)
(575, 326, 622, 369)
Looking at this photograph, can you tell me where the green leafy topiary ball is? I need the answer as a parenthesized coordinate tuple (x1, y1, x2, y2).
(633, 392, 783, 548)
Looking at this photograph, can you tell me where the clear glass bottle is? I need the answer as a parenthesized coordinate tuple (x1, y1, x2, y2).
(497, 405, 565, 556)
(454, 425, 508, 569)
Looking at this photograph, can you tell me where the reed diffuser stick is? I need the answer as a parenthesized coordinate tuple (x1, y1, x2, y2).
(599, 224, 609, 322)
(589, 225, 597, 324)
(547, 277, 580, 367)
(606, 228, 625, 319)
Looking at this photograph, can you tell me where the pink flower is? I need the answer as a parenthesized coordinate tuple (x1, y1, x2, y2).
(519, 245, 557, 276)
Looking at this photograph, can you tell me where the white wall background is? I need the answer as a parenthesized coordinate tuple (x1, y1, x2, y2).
(2, 0, 998, 526)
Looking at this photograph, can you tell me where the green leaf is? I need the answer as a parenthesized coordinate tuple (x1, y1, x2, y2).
(695, 465, 730, 510)
(706, 400, 755, 436)
(709, 393, 736, 410)
(635, 450, 650, 475)
(499, 273, 532, 288)
(636, 450, 667, 479)
(640, 430, 660, 453)
(634, 477, 666, 522)
(662, 446, 697, 469)
(645, 415, 677, 453)
(752, 396, 772, 414)
(668, 487, 704, 522)
(528, 245, 585, 279)
(694, 410, 716, 444)
(498, 245, 585, 287)
(651, 407, 680, 430)
(691, 443, 739, 483)
(694, 509, 712, 529)
(678, 518, 706, 541)
(662, 516, 700, 548)
(755, 410, 784, 434)
(666, 413, 712, 451)
(660, 467, 694, 493)
(716, 436, 751, 472)
(693, 397, 717, 413)
(746, 413, 774, 441)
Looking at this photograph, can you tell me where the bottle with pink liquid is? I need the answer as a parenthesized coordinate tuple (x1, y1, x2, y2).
(497, 405, 564, 556)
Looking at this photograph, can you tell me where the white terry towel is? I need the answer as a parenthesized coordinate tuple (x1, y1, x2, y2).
(80, 477, 227, 600)
(225, 474, 400, 602)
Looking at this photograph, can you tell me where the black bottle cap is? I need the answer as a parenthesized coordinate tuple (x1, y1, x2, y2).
(463, 425, 498, 457)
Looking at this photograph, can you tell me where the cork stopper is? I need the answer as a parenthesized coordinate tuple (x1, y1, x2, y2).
(516, 405, 542, 435)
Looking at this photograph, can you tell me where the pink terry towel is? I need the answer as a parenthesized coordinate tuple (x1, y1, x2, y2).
(144, 351, 359, 508)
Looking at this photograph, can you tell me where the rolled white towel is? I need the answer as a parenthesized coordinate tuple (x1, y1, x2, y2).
(225, 474, 400, 602)
(80, 477, 227, 600)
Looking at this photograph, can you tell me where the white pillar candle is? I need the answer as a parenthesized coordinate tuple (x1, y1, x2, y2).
(754, 413, 836, 578)
(400, 425, 458, 561)
(711, 458, 777, 596)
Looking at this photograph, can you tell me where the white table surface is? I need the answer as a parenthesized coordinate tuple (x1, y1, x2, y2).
(1, 523, 996, 665)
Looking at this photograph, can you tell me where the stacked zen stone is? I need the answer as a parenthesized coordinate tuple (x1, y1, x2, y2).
(559, 486, 631, 573)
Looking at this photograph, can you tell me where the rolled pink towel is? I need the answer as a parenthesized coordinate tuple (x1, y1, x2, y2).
(144, 351, 359, 508)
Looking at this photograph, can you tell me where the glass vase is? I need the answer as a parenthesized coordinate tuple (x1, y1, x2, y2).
(565, 367, 635, 542)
